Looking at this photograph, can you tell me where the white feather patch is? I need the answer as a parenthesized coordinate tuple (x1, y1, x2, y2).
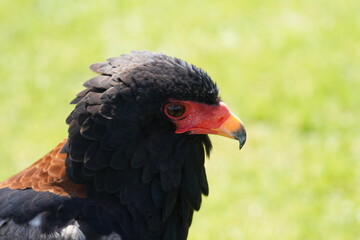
(28, 213, 43, 227)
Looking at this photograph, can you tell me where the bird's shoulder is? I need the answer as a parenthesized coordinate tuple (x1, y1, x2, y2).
(0, 140, 107, 239)
(0, 139, 87, 198)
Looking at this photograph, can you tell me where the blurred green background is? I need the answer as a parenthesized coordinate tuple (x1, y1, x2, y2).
(1, 0, 359, 239)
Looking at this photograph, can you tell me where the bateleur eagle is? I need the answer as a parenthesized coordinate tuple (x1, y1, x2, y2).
(0, 51, 246, 240)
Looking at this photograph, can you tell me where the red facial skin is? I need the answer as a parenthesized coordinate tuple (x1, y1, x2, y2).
(164, 99, 245, 141)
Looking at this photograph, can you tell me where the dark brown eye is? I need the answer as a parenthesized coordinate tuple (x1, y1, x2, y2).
(166, 104, 186, 118)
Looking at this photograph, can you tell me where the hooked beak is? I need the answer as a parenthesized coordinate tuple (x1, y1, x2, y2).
(217, 112, 247, 149)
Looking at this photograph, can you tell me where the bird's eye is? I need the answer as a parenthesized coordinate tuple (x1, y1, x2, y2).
(166, 104, 186, 118)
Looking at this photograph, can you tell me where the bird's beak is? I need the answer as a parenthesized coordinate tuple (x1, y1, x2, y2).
(173, 101, 246, 149)
(216, 110, 247, 149)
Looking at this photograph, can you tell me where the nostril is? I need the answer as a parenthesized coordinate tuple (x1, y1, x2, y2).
(218, 116, 225, 124)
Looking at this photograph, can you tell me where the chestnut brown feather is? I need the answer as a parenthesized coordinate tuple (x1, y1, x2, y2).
(0, 140, 87, 198)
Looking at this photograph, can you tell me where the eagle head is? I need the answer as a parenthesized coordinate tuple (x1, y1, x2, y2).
(63, 50, 246, 239)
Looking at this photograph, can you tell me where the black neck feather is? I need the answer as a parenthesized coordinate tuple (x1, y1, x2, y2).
(63, 106, 212, 239)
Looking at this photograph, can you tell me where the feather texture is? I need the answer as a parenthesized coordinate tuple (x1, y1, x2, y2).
(0, 140, 86, 198)
(0, 51, 224, 240)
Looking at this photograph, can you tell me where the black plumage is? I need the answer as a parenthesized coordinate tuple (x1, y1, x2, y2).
(0, 51, 246, 240)
(64, 51, 220, 239)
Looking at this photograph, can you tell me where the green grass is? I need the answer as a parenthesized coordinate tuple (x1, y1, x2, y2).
(1, 0, 359, 239)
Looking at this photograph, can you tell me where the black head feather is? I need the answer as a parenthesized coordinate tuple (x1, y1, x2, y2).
(64, 51, 220, 240)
